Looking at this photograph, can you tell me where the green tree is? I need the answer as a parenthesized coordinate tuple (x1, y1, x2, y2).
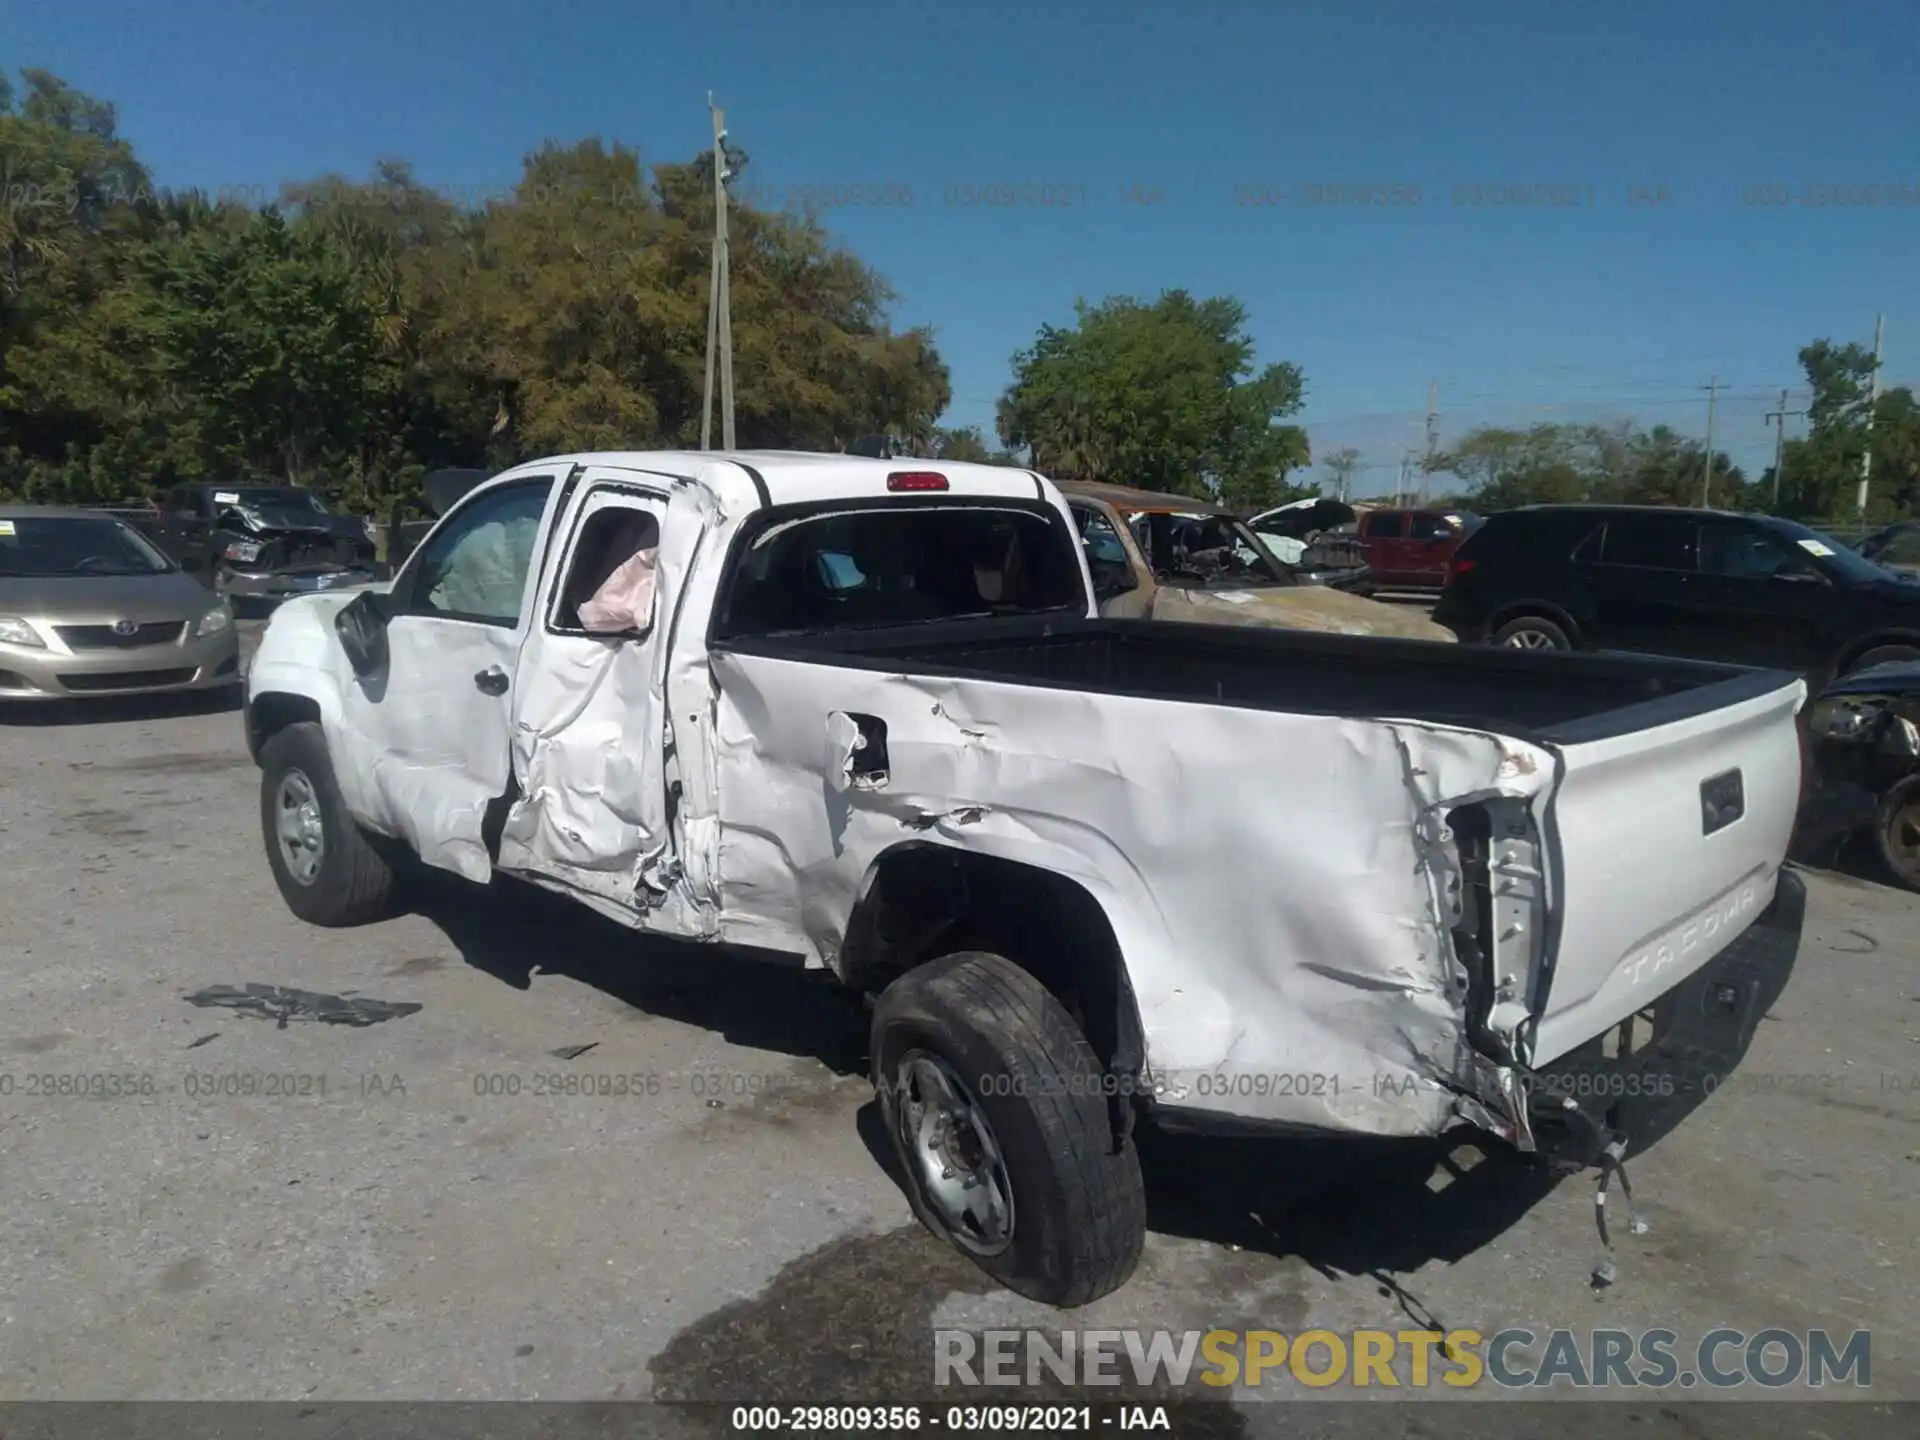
(1769, 338, 1920, 522)
(141, 209, 387, 481)
(931, 425, 994, 463)
(1434, 420, 1745, 512)
(996, 290, 1311, 508)
(0, 68, 955, 506)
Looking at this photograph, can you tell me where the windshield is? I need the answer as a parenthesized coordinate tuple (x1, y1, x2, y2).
(1136, 512, 1291, 586)
(714, 503, 1088, 638)
(224, 487, 331, 515)
(0, 516, 177, 577)
(1760, 517, 1896, 584)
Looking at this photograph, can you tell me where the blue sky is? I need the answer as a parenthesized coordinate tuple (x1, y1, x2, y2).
(7, 0, 1916, 497)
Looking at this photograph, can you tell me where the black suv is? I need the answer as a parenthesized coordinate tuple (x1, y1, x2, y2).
(1432, 504, 1920, 679)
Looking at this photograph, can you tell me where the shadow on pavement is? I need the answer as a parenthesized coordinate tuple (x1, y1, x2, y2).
(406, 870, 872, 1075)
(0, 684, 242, 727)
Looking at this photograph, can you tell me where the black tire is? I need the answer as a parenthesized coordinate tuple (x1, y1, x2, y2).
(1844, 643, 1920, 676)
(1874, 774, 1920, 891)
(258, 720, 397, 926)
(1492, 613, 1572, 651)
(871, 951, 1146, 1308)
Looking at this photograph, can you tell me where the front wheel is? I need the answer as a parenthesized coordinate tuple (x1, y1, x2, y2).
(871, 951, 1146, 1308)
(258, 721, 397, 926)
(1493, 614, 1571, 651)
(1874, 774, 1920, 890)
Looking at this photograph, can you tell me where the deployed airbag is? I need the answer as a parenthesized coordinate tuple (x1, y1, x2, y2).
(579, 542, 659, 634)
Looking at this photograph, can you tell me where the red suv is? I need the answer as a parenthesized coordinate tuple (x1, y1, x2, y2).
(1354, 507, 1483, 592)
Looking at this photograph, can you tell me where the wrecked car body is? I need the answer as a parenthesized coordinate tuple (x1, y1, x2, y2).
(142, 482, 381, 605)
(1058, 480, 1449, 641)
(245, 450, 1808, 1307)
(1798, 659, 1920, 888)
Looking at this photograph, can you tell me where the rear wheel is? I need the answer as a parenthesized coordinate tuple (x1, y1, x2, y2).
(871, 951, 1146, 1307)
(259, 721, 397, 926)
(1493, 614, 1572, 651)
(1874, 774, 1920, 890)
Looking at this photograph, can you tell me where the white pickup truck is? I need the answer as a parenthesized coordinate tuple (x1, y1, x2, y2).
(245, 450, 1808, 1306)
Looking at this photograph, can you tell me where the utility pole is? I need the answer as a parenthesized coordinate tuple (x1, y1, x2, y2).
(1698, 375, 1718, 508)
(1764, 389, 1807, 511)
(1856, 312, 1885, 516)
(701, 93, 736, 451)
(1421, 380, 1439, 506)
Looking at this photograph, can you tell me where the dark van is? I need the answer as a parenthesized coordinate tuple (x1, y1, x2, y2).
(1432, 503, 1920, 680)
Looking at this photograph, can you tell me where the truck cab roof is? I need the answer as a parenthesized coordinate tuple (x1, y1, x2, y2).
(448, 450, 1055, 519)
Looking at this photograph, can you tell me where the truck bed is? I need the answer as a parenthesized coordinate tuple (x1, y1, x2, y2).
(742, 615, 1797, 744)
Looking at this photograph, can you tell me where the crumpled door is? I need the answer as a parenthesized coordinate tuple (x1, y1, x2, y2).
(494, 475, 710, 921)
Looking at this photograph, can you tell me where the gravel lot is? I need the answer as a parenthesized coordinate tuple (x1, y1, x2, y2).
(1, 622, 1915, 1430)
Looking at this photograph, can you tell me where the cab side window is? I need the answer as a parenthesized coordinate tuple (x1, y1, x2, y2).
(1597, 514, 1698, 571)
(1408, 512, 1452, 541)
(402, 478, 554, 626)
(1698, 523, 1802, 579)
(1072, 504, 1138, 597)
(552, 498, 665, 634)
(1365, 511, 1408, 539)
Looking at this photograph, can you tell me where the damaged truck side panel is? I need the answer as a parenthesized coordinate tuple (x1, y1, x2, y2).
(706, 646, 1551, 1139)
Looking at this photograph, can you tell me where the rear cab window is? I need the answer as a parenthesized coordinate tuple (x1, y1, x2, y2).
(713, 500, 1087, 640)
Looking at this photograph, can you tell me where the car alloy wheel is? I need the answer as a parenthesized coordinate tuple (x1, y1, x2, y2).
(1503, 628, 1557, 650)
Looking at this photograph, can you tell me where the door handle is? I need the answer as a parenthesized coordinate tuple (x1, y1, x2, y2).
(474, 666, 509, 696)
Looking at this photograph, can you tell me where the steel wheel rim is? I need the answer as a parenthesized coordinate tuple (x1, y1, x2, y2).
(275, 768, 326, 885)
(1504, 628, 1556, 650)
(892, 1049, 1015, 1256)
(1885, 793, 1920, 878)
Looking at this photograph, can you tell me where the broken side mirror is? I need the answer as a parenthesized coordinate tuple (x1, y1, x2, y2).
(335, 589, 395, 679)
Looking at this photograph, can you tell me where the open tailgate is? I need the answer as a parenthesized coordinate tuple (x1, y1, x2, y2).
(1530, 671, 1806, 1065)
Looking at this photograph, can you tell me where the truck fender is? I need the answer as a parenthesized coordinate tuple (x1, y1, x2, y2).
(837, 832, 1163, 1098)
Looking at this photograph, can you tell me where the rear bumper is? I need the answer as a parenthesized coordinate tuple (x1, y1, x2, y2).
(1427, 593, 1481, 641)
(1522, 866, 1806, 1157)
(0, 629, 241, 700)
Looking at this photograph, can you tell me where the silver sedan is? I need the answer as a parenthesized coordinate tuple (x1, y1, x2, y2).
(0, 505, 240, 701)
